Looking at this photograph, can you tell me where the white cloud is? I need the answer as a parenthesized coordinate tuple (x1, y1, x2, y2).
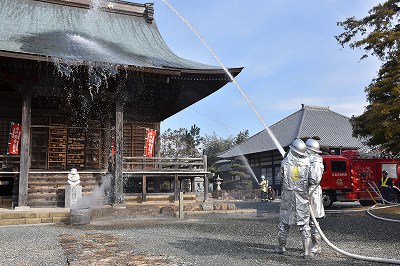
(270, 95, 368, 118)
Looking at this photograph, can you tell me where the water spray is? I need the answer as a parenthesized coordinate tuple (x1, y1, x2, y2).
(161, 0, 286, 158)
(161, 1, 400, 263)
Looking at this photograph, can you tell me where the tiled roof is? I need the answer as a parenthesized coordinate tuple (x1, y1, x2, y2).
(218, 105, 364, 159)
(0, 0, 221, 70)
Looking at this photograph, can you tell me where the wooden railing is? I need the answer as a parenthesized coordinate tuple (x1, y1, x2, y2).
(0, 155, 209, 173)
(123, 156, 207, 172)
(0, 155, 20, 172)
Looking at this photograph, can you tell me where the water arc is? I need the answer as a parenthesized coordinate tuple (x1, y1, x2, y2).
(161, 0, 285, 158)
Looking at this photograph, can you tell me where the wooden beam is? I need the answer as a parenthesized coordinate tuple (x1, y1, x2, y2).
(114, 98, 124, 204)
(18, 90, 32, 207)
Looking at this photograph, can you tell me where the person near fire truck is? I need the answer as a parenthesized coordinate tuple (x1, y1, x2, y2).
(267, 185, 275, 201)
(276, 139, 314, 259)
(380, 170, 393, 203)
(259, 175, 268, 202)
(306, 138, 325, 255)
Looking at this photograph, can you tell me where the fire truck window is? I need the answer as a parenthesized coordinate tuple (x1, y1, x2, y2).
(332, 161, 346, 172)
(323, 162, 327, 172)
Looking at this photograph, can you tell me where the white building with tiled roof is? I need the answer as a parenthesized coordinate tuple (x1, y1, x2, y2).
(217, 104, 365, 190)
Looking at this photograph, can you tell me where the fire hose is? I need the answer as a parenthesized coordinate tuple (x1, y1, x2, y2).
(309, 180, 400, 264)
(309, 203, 400, 264)
(367, 203, 400, 223)
(365, 182, 400, 223)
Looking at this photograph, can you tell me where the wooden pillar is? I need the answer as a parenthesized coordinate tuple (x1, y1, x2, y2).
(114, 99, 124, 204)
(190, 177, 195, 192)
(103, 117, 111, 171)
(154, 122, 161, 157)
(18, 90, 31, 208)
(142, 174, 147, 202)
(174, 174, 179, 202)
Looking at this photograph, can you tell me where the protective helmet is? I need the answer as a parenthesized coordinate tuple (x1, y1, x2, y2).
(261, 175, 265, 180)
(306, 138, 322, 153)
(289, 139, 307, 156)
(383, 170, 388, 175)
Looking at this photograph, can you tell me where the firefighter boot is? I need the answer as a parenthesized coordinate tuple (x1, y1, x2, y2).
(275, 238, 287, 254)
(303, 238, 314, 259)
(311, 234, 322, 254)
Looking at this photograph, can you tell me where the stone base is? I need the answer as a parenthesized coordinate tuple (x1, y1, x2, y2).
(65, 185, 82, 208)
(14, 206, 31, 211)
(70, 208, 90, 225)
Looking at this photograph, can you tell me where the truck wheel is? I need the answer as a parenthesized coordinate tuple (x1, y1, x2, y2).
(322, 192, 334, 208)
(359, 200, 375, 206)
(392, 191, 400, 203)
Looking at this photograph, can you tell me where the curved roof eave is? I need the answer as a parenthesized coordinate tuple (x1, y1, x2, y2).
(0, 49, 243, 77)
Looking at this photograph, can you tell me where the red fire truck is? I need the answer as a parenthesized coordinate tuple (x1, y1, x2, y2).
(321, 150, 400, 208)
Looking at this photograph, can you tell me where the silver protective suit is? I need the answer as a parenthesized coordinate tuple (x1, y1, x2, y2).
(277, 149, 313, 258)
(278, 150, 311, 225)
(308, 150, 325, 254)
(308, 151, 325, 218)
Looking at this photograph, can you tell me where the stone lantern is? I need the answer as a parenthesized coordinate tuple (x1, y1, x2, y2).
(65, 168, 82, 208)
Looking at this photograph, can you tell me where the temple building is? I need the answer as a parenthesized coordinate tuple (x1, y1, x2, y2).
(0, 0, 242, 208)
(217, 105, 364, 192)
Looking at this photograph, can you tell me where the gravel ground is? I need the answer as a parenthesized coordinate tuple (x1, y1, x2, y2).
(0, 201, 399, 266)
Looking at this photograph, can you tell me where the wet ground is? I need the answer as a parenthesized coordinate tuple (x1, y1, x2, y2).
(0, 200, 399, 265)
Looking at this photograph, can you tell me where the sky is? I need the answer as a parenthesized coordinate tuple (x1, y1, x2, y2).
(145, 0, 384, 139)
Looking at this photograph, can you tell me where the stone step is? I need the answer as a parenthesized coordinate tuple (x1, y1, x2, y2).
(26, 201, 63, 208)
(27, 187, 95, 193)
(26, 173, 104, 207)
(0, 209, 70, 226)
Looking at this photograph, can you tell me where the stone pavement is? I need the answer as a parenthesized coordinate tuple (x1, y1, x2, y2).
(0, 202, 400, 266)
(0, 201, 399, 265)
(59, 232, 186, 265)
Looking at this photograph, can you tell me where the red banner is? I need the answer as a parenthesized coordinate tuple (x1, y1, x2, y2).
(145, 129, 156, 157)
(8, 123, 22, 155)
(111, 135, 115, 156)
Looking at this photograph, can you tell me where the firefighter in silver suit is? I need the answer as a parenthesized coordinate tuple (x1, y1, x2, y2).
(306, 138, 325, 255)
(276, 139, 313, 259)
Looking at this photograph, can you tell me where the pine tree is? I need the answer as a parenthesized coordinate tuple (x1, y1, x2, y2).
(336, 0, 400, 155)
